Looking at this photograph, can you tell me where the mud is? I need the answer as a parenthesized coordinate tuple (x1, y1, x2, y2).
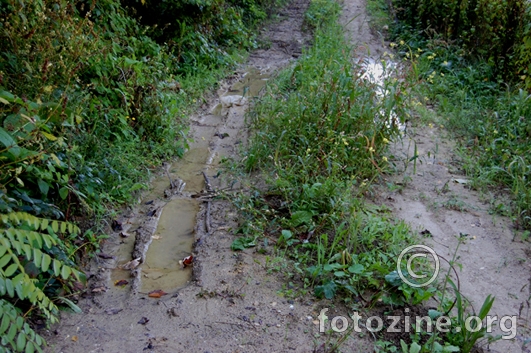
(45, 0, 531, 352)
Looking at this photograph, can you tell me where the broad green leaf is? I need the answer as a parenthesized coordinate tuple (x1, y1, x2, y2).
(41, 132, 57, 141)
(410, 342, 421, 353)
(41, 254, 51, 272)
(6, 321, 17, 341)
(230, 237, 256, 251)
(0, 127, 16, 148)
(15, 316, 23, 329)
(51, 221, 58, 233)
(0, 312, 10, 334)
(314, 281, 337, 299)
(37, 180, 49, 196)
(60, 222, 66, 233)
(0, 254, 12, 270)
(32, 249, 41, 268)
(4, 263, 18, 277)
(25, 341, 35, 353)
(40, 219, 48, 231)
(58, 297, 81, 313)
(59, 187, 68, 200)
(60, 265, 71, 280)
(290, 210, 313, 227)
(348, 264, 364, 274)
(17, 331, 27, 351)
(52, 260, 61, 277)
(0, 245, 6, 258)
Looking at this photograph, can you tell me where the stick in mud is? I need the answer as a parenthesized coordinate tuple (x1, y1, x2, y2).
(202, 171, 213, 235)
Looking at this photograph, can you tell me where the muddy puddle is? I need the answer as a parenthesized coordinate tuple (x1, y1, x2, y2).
(108, 69, 271, 295)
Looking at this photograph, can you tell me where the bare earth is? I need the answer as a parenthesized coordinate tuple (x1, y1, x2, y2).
(45, 0, 530, 352)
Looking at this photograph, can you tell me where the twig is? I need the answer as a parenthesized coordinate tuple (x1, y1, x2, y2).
(202, 171, 213, 193)
(205, 200, 212, 235)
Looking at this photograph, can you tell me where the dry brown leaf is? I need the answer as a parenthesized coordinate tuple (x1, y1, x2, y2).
(114, 279, 129, 286)
(121, 257, 141, 270)
(148, 289, 168, 298)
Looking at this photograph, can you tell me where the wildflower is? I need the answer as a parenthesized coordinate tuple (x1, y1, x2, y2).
(382, 156, 388, 162)
(427, 55, 434, 60)
(417, 48, 423, 52)
(440, 73, 444, 77)
(399, 40, 405, 45)
(343, 139, 349, 146)
(493, 130, 498, 134)
(368, 147, 375, 153)
(428, 123, 434, 128)
(442, 60, 448, 66)
(390, 42, 397, 48)
(383, 137, 389, 144)
(360, 182, 367, 187)
(521, 75, 526, 80)
(306, 148, 311, 153)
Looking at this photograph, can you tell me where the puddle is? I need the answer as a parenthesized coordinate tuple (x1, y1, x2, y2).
(141, 199, 198, 291)
(361, 58, 405, 131)
(112, 69, 269, 294)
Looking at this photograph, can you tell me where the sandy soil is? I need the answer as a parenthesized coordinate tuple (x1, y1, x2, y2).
(44, 0, 531, 352)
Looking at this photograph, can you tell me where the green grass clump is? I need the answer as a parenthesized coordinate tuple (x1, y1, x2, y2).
(236, 0, 424, 306)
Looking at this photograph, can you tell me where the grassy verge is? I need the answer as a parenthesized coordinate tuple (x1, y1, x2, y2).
(236, 0, 425, 321)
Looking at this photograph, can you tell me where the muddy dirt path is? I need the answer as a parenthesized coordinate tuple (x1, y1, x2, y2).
(45, 0, 530, 352)
(381, 125, 530, 352)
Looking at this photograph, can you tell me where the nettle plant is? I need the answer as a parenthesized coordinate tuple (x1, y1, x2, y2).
(1, 212, 84, 352)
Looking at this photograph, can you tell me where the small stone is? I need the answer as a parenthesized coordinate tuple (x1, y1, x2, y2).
(169, 307, 179, 317)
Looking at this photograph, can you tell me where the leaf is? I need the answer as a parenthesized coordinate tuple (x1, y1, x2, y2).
(25, 341, 35, 353)
(290, 210, 313, 227)
(114, 279, 129, 286)
(348, 264, 365, 274)
(230, 237, 256, 251)
(0, 127, 16, 148)
(280, 229, 292, 240)
(59, 187, 68, 200)
(410, 342, 421, 353)
(61, 265, 71, 280)
(58, 297, 81, 313)
(384, 270, 403, 287)
(314, 281, 337, 299)
(37, 180, 49, 196)
(17, 331, 27, 351)
(4, 263, 18, 277)
(53, 259, 61, 277)
(148, 289, 168, 298)
(0, 254, 12, 270)
(41, 254, 51, 272)
(41, 132, 57, 141)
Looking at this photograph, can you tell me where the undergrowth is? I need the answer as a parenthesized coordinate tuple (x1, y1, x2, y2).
(236, 0, 424, 311)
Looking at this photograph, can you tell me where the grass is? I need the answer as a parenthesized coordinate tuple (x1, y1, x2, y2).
(391, 31, 531, 232)
(235, 0, 427, 313)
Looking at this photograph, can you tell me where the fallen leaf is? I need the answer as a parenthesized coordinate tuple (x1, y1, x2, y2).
(121, 257, 141, 270)
(72, 335, 78, 342)
(138, 317, 149, 325)
(91, 286, 107, 293)
(114, 279, 129, 286)
(181, 255, 193, 267)
(148, 289, 168, 298)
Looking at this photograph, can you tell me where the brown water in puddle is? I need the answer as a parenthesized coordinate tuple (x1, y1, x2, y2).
(141, 199, 197, 291)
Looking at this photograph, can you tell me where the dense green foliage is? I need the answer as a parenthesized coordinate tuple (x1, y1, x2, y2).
(392, 0, 531, 88)
(0, 0, 280, 350)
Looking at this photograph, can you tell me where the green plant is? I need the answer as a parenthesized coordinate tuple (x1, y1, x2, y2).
(1, 212, 84, 352)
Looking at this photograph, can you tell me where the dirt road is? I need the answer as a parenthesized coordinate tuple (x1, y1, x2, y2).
(45, 0, 530, 352)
